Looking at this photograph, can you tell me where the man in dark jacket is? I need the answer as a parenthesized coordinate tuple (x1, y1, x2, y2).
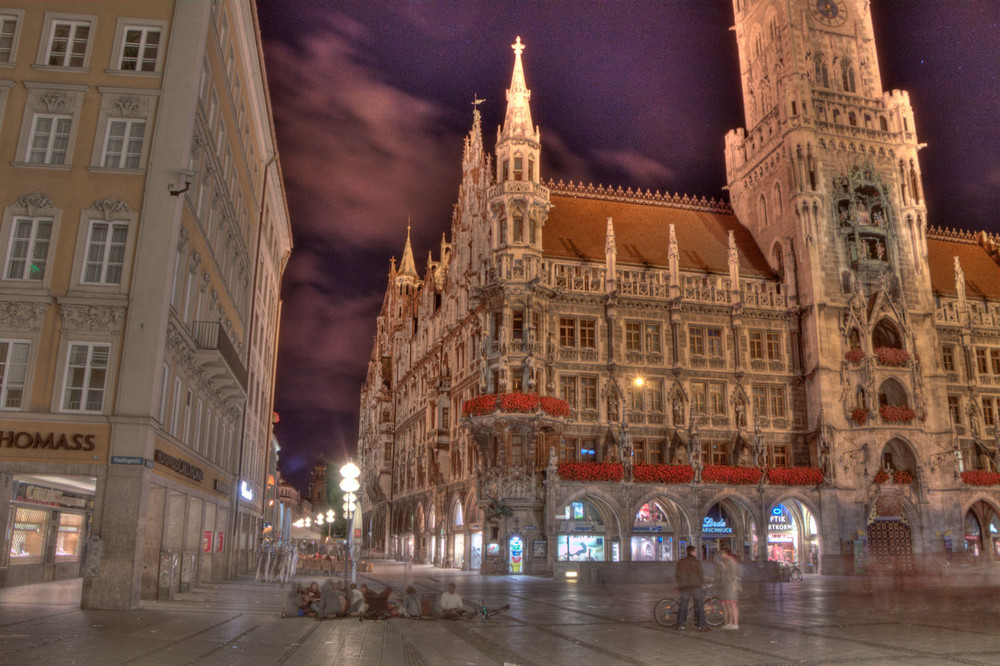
(674, 545, 710, 631)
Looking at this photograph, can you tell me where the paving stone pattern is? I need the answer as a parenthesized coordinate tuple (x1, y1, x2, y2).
(1, 562, 998, 665)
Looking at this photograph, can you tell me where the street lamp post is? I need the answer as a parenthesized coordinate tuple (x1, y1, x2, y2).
(339, 462, 360, 583)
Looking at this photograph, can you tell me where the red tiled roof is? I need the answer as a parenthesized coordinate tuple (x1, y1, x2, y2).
(927, 230, 1000, 299)
(543, 192, 774, 277)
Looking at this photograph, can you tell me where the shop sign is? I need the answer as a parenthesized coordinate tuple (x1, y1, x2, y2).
(567, 521, 605, 533)
(633, 524, 666, 533)
(1, 431, 97, 451)
(154, 449, 204, 482)
(469, 523, 482, 530)
(702, 516, 733, 536)
(203, 531, 212, 553)
(111, 456, 145, 465)
(354, 528, 361, 538)
(239, 480, 254, 501)
(214, 479, 231, 495)
(216, 532, 224, 552)
(768, 506, 795, 531)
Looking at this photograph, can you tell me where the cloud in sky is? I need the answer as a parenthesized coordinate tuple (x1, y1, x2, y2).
(591, 148, 676, 191)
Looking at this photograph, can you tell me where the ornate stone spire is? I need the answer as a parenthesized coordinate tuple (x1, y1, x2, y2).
(728, 230, 740, 292)
(500, 36, 537, 144)
(397, 225, 419, 280)
(668, 224, 680, 293)
(954, 256, 967, 313)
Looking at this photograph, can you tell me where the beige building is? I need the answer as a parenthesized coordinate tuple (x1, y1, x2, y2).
(359, 1, 1000, 579)
(0, 1, 291, 609)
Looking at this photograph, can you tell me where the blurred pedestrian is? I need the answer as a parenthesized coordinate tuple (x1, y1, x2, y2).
(716, 542, 741, 630)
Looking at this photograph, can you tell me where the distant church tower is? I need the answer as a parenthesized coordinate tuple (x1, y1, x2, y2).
(724, 0, 944, 440)
(308, 458, 329, 512)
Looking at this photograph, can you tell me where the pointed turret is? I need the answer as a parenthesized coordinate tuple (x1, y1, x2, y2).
(397, 226, 419, 282)
(605, 217, 617, 292)
(500, 37, 537, 144)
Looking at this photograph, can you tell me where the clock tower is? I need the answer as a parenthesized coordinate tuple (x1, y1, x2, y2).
(724, 0, 946, 480)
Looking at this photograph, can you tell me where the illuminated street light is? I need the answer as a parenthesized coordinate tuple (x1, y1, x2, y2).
(339, 460, 362, 583)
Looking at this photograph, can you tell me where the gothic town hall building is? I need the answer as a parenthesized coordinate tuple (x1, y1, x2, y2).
(358, 1, 1000, 579)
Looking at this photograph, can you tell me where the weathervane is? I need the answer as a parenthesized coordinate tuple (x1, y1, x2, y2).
(472, 94, 486, 110)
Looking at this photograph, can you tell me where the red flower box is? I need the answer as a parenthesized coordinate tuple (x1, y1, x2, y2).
(702, 464, 762, 485)
(874, 347, 911, 366)
(851, 408, 869, 424)
(767, 467, 824, 485)
(892, 470, 915, 484)
(879, 404, 916, 423)
(557, 461, 623, 482)
(844, 349, 864, 364)
(960, 470, 1000, 486)
(462, 393, 571, 418)
(633, 464, 695, 484)
(873, 470, 889, 483)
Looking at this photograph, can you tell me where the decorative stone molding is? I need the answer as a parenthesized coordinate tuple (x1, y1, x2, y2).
(200, 271, 211, 293)
(113, 95, 143, 118)
(189, 251, 201, 274)
(60, 304, 125, 335)
(177, 228, 189, 252)
(38, 92, 69, 113)
(0, 301, 49, 331)
(91, 198, 131, 221)
(14, 192, 55, 216)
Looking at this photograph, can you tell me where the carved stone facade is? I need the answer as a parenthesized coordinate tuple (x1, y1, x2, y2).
(359, 2, 1000, 578)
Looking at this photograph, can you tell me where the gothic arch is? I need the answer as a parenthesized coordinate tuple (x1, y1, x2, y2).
(878, 436, 918, 473)
(558, 488, 625, 537)
(877, 378, 909, 409)
(772, 181, 783, 216)
(871, 318, 903, 349)
(758, 193, 768, 227)
(628, 493, 696, 538)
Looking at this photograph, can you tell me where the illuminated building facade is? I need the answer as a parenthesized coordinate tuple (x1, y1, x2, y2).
(358, 1, 1000, 577)
(0, 1, 291, 607)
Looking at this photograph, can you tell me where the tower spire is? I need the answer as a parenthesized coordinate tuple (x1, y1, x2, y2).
(397, 224, 418, 280)
(500, 36, 537, 143)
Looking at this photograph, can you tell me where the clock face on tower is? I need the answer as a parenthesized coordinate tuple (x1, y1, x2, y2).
(811, 0, 848, 27)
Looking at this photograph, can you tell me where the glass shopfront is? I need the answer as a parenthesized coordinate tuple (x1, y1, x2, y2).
(3, 475, 94, 586)
(557, 500, 606, 561)
(632, 502, 674, 561)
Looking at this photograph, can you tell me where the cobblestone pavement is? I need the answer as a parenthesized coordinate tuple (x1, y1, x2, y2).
(2, 562, 998, 665)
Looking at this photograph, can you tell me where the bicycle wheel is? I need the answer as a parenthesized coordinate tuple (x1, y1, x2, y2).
(703, 597, 725, 626)
(654, 598, 679, 627)
(790, 567, 802, 582)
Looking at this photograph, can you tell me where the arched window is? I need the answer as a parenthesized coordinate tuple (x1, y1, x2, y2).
(849, 328, 861, 351)
(878, 378, 909, 408)
(848, 111, 857, 127)
(871, 319, 902, 349)
(841, 62, 856, 93)
(558, 499, 607, 562)
(773, 182, 783, 215)
(879, 116, 888, 131)
(758, 193, 768, 227)
(815, 55, 829, 88)
(832, 108, 841, 124)
(772, 243, 785, 280)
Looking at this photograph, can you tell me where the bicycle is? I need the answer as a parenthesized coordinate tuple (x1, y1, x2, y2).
(653, 589, 725, 628)
(780, 563, 802, 582)
(471, 599, 510, 622)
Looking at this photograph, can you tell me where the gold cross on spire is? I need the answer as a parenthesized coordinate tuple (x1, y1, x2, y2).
(512, 36, 525, 57)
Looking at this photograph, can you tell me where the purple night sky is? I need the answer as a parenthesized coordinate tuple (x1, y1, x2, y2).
(255, 1, 1000, 491)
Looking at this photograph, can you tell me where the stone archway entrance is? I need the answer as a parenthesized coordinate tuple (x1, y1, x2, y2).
(867, 520, 914, 574)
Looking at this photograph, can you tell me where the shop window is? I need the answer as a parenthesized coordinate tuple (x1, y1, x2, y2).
(9, 507, 48, 565)
(55, 512, 84, 561)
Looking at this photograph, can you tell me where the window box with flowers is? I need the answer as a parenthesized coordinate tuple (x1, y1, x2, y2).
(462, 393, 571, 418)
(874, 347, 910, 367)
(633, 464, 695, 484)
(851, 408, 869, 425)
(844, 349, 865, 364)
(702, 465, 762, 485)
(960, 470, 1000, 486)
(874, 469, 915, 484)
(879, 405, 916, 424)
(767, 467, 824, 485)
(557, 461, 624, 482)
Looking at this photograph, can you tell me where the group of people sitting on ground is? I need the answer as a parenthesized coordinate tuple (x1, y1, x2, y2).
(281, 580, 466, 620)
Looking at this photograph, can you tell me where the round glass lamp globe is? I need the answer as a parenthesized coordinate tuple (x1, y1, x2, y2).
(340, 462, 361, 479)
(339, 477, 360, 492)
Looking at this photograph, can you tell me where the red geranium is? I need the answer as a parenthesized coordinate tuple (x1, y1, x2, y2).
(463, 394, 497, 416)
(633, 464, 695, 484)
(557, 461, 624, 482)
(892, 470, 915, 484)
(873, 470, 889, 483)
(702, 464, 762, 485)
(499, 392, 540, 413)
(874, 347, 911, 366)
(880, 405, 916, 423)
(851, 408, 869, 424)
(539, 396, 572, 418)
(960, 471, 1000, 486)
(767, 467, 824, 485)
(845, 349, 864, 364)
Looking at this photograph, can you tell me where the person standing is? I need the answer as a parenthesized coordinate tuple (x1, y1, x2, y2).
(716, 542, 741, 630)
(674, 545, 710, 631)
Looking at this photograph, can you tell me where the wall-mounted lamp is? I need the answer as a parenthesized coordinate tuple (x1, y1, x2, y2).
(169, 180, 191, 196)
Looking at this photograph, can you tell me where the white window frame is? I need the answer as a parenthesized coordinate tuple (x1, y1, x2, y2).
(26, 113, 73, 165)
(0, 339, 31, 409)
(88, 87, 158, 173)
(66, 201, 136, 297)
(81, 219, 129, 285)
(14, 83, 86, 169)
(60, 342, 110, 413)
(3, 216, 54, 282)
(36, 13, 97, 70)
(100, 118, 146, 169)
(113, 22, 164, 74)
(0, 10, 24, 66)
